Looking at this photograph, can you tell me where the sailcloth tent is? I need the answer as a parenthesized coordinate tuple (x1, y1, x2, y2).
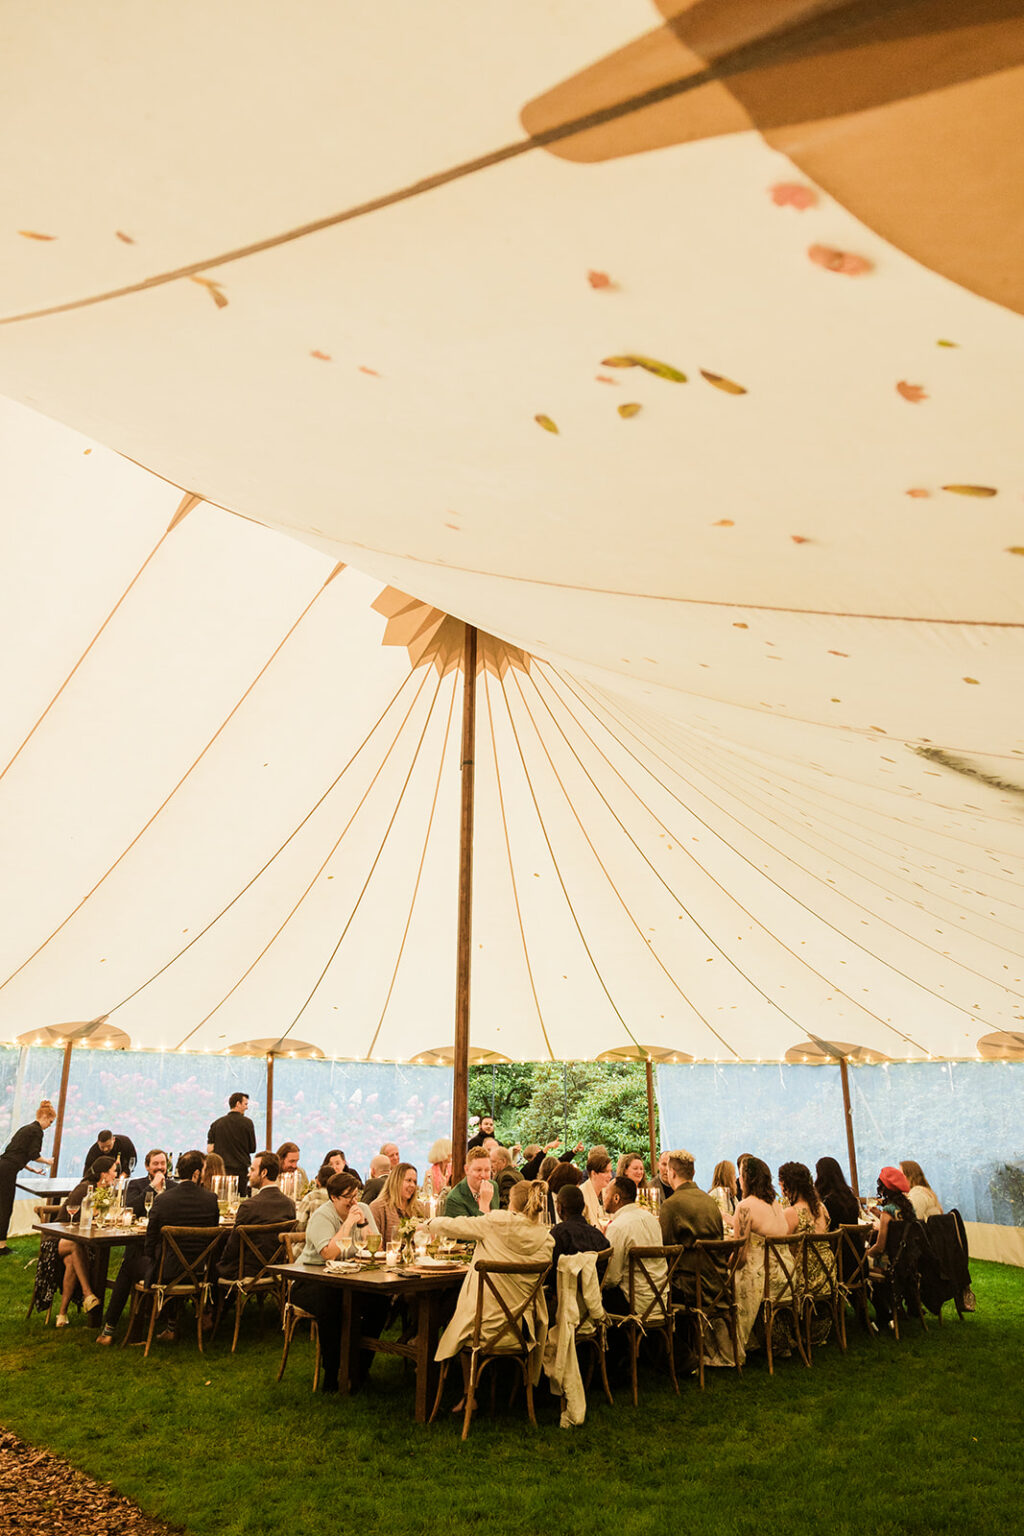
(0, 1, 1022, 1074)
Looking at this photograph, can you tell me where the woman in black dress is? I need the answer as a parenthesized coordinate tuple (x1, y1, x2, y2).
(0, 1099, 56, 1254)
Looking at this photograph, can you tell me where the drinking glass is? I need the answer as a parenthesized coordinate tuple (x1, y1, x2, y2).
(413, 1227, 429, 1260)
(386, 1239, 401, 1267)
(65, 1204, 80, 1225)
(366, 1232, 382, 1260)
(353, 1227, 369, 1261)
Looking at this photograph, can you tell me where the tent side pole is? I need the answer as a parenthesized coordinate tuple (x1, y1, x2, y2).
(451, 624, 478, 1184)
(50, 1041, 74, 1177)
(839, 1055, 860, 1198)
(265, 1052, 275, 1151)
(645, 1057, 657, 1176)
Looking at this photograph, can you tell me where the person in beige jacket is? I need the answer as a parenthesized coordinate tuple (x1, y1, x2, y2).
(428, 1180, 554, 1365)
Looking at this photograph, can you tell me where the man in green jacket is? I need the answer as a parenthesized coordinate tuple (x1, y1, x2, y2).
(444, 1146, 500, 1218)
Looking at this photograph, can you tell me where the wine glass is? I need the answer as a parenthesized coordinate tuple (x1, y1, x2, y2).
(353, 1226, 370, 1261)
(366, 1232, 382, 1263)
(65, 1202, 80, 1226)
(144, 1190, 155, 1217)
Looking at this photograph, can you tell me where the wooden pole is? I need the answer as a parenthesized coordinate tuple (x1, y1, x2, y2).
(265, 1052, 275, 1151)
(839, 1055, 860, 1198)
(50, 1040, 74, 1177)
(451, 624, 478, 1184)
(645, 1057, 658, 1177)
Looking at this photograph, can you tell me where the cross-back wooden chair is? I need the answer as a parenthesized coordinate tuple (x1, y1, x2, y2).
(691, 1237, 745, 1389)
(430, 1259, 550, 1441)
(276, 1231, 320, 1390)
(123, 1226, 224, 1357)
(802, 1230, 844, 1360)
(837, 1224, 873, 1334)
(762, 1235, 810, 1372)
(606, 1244, 684, 1406)
(213, 1220, 295, 1351)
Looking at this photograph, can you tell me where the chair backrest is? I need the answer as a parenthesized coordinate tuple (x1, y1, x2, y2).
(626, 1245, 683, 1327)
(762, 1235, 805, 1308)
(838, 1223, 870, 1289)
(154, 1225, 224, 1289)
(694, 1237, 744, 1313)
(34, 1203, 63, 1224)
(281, 1230, 306, 1263)
(803, 1231, 840, 1295)
(226, 1221, 295, 1280)
(470, 1260, 550, 1354)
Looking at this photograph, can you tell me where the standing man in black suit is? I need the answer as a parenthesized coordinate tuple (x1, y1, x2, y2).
(207, 1092, 257, 1195)
(82, 1129, 138, 1176)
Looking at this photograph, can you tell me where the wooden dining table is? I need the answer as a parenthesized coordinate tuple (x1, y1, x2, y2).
(270, 1259, 468, 1422)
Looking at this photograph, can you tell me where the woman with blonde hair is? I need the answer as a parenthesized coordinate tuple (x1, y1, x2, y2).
(900, 1160, 943, 1221)
(0, 1099, 56, 1256)
(709, 1159, 738, 1220)
(428, 1179, 554, 1372)
(427, 1138, 453, 1198)
(369, 1161, 423, 1243)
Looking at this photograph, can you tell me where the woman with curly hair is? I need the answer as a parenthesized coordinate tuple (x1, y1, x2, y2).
(780, 1161, 829, 1235)
(712, 1155, 789, 1365)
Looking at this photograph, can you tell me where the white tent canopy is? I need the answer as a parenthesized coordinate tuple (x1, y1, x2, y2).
(0, 1, 1022, 1066)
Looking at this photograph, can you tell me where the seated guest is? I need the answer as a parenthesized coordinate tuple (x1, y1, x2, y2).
(55, 1157, 118, 1326)
(616, 1152, 647, 1188)
(322, 1149, 362, 1184)
(297, 1165, 334, 1225)
(865, 1165, 918, 1326)
(780, 1162, 830, 1235)
(276, 1142, 308, 1187)
(426, 1138, 453, 1197)
(146, 1151, 221, 1341)
(728, 1156, 789, 1365)
(814, 1156, 860, 1229)
(201, 1152, 226, 1191)
(551, 1185, 610, 1264)
(538, 1155, 560, 1184)
(217, 1150, 296, 1278)
(546, 1160, 585, 1223)
(294, 1172, 381, 1391)
(360, 1154, 393, 1207)
(381, 1142, 401, 1169)
(601, 1176, 665, 1319)
(658, 1151, 724, 1303)
(444, 1147, 499, 1218)
(489, 1146, 523, 1208)
(655, 1149, 673, 1203)
(429, 1180, 554, 1383)
(125, 1149, 173, 1218)
(708, 1160, 738, 1222)
(368, 1162, 423, 1242)
(520, 1139, 584, 1180)
(82, 1129, 137, 1177)
(900, 1160, 943, 1220)
(582, 1150, 613, 1226)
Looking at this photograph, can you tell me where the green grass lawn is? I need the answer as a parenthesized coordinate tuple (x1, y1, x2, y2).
(1, 1240, 1021, 1536)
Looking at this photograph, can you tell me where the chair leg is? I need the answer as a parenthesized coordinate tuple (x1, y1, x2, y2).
(462, 1355, 479, 1441)
(276, 1309, 295, 1382)
(524, 1368, 537, 1428)
(311, 1322, 320, 1393)
(231, 1290, 246, 1353)
(765, 1306, 775, 1375)
(143, 1294, 160, 1358)
(597, 1337, 614, 1406)
(664, 1326, 680, 1396)
(429, 1358, 449, 1422)
(630, 1331, 639, 1407)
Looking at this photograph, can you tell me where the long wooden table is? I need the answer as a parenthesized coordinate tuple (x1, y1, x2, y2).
(34, 1220, 147, 1327)
(270, 1259, 467, 1422)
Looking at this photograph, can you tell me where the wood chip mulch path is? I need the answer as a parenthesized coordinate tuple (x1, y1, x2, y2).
(0, 1428, 183, 1535)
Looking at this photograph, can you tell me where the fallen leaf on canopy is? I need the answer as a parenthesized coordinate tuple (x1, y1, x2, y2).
(905, 488, 931, 498)
(601, 354, 687, 382)
(115, 230, 135, 244)
(1007, 546, 1024, 556)
(808, 244, 872, 276)
(942, 484, 997, 497)
(17, 229, 56, 240)
(310, 350, 331, 361)
(358, 365, 380, 376)
(770, 182, 817, 210)
(595, 375, 618, 384)
(189, 275, 228, 308)
(791, 535, 811, 544)
(827, 650, 849, 657)
(618, 402, 642, 418)
(535, 414, 559, 434)
(588, 270, 616, 290)
(733, 622, 749, 630)
(712, 519, 734, 527)
(963, 677, 980, 685)
(897, 381, 928, 403)
(936, 339, 958, 348)
(701, 369, 747, 395)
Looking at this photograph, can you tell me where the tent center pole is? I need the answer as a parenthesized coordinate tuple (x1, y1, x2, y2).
(645, 1057, 657, 1177)
(451, 624, 478, 1184)
(50, 1040, 74, 1177)
(839, 1055, 859, 1199)
(265, 1052, 275, 1151)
